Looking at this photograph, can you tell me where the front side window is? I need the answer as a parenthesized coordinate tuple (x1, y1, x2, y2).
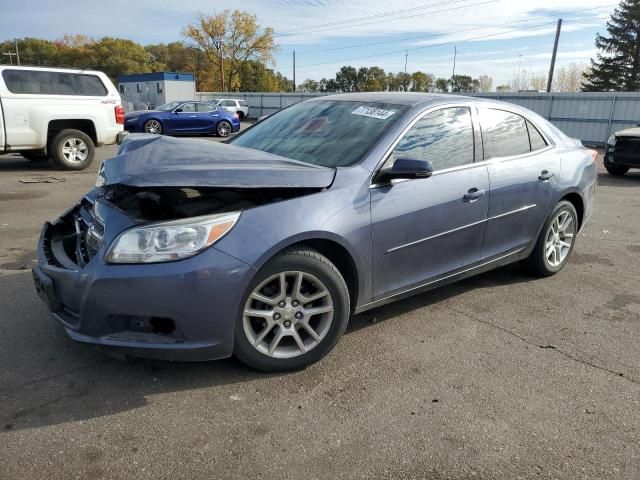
(389, 107, 475, 171)
(229, 100, 409, 167)
(179, 103, 196, 112)
(157, 101, 182, 111)
(480, 109, 530, 159)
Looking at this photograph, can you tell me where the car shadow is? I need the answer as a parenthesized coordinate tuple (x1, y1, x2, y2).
(0, 263, 533, 433)
(597, 170, 640, 187)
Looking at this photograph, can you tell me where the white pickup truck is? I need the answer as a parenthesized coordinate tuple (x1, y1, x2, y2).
(0, 66, 124, 170)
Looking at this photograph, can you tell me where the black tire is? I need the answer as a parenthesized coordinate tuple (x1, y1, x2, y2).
(143, 119, 163, 135)
(522, 200, 578, 277)
(21, 151, 49, 162)
(234, 248, 350, 372)
(236, 111, 245, 120)
(217, 120, 232, 137)
(604, 163, 629, 176)
(50, 129, 95, 170)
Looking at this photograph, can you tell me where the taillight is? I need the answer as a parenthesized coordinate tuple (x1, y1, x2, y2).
(233, 113, 239, 119)
(115, 105, 125, 124)
(588, 149, 598, 163)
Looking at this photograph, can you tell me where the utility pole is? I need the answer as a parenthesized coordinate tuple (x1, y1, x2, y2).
(517, 54, 522, 90)
(293, 50, 296, 92)
(2, 52, 16, 65)
(14, 38, 20, 65)
(547, 19, 562, 92)
(214, 38, 225, 92)
(452, 45, 457, 78)
(403, 50, 408, 91)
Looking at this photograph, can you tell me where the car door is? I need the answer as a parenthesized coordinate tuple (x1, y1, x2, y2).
(370, 106, 489, 299)
(221, 99, 236, 113)
(478, 108, 560, 259)
(193, 102, 220, 132)
(167, 102, 198, 132)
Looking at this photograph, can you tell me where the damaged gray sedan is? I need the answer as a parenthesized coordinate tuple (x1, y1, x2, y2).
(33, 93, 596, 371)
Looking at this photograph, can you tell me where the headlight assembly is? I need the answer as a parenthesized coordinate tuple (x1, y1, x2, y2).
(106, 212, 240, 264)
(607, 135, 616, 147)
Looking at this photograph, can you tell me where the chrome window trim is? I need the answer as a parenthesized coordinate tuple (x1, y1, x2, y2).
(370, 102, 557, 188)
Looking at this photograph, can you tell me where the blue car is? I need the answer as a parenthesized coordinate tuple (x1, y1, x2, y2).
(123, 101, 241, 137)
(33, 93, 596, 372)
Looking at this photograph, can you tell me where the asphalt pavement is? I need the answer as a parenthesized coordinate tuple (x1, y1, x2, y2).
(1, 136, 639, 479)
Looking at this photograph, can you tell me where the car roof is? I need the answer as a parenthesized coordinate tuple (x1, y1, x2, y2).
(310, 92, 487, 107)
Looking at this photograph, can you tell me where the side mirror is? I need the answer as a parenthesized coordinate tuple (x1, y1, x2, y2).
(174, 108, 183, 113)
(375, 158, 433, 184)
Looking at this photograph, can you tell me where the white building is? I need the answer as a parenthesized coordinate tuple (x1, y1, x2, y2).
(117, 72, 195, 111)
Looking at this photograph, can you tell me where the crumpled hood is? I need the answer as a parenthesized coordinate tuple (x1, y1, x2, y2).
(99, 134, 336, 189)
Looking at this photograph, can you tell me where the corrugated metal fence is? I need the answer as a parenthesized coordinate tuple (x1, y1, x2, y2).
(196, 91, 640, 145)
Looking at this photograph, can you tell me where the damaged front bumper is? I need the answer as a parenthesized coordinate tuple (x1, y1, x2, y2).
(33, 193, 255, 361)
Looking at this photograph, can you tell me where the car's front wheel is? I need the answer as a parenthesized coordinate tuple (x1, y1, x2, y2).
(144, 119, 162, 135)
(217, 120, 232, 137)
(234, 248, 350, 372)
(522, 200, 578, 277)
(604, 163, 629, 176)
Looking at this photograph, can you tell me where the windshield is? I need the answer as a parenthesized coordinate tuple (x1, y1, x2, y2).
(157, 101, 183, 111)
(228, 100, 409, 167)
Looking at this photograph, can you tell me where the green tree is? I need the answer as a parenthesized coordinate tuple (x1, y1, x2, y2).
(335, 66, 358, 92)
(449, 75, 479, 92)
(583, 0, 640, 91)
(183, 10, 276, 92)
(435, 77, 449, 92)
(89, 37, 162, 80)
(299, 78, 319, 92)
(410, 71, 434, 92)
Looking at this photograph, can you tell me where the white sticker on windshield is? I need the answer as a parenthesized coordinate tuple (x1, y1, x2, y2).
(351, 106, 396, 120)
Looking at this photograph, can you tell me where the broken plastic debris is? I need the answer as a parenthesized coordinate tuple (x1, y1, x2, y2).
(19, 176, 66, 184)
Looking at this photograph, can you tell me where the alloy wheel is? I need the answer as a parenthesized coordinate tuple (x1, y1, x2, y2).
(242, 271, 334, 359)
(144, 120, 161, 134)
(217, 122, 231, 137)
(61, 138, 88, 164)
(544, 210, 575, 267)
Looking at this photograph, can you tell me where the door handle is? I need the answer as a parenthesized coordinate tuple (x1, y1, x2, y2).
(189, 115, 197, 118)
(538, 170, 554, 181)
(463, 187, 485, 202)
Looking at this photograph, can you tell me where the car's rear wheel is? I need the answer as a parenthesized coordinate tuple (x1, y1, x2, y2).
(236, 111, 245, 120)
(50, 129, 95, 170)
(522, 200, 578, 277)
(234, 248, 350, 372)
(604, 163, 629, 176)
(217, 120, 232, 137)
(144, 119, 162, 135)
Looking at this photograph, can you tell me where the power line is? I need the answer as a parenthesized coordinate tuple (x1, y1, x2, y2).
(295, 20, 561, 69)
(274, 0, 487, 36)
(274, 4, 615, 57)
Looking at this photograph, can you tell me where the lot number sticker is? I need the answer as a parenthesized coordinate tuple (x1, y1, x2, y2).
(351, 106, 396, 120)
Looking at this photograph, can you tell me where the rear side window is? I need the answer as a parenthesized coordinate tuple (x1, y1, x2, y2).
(1, 69, 107, 96)
(390, 107, 475, 171)
(238, 100, 247, 107)
(196, 103, 215, 112)
(480, 109, 530, 159)
(527, 120, 548, 151)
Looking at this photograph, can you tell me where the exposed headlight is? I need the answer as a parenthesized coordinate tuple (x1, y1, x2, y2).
(607, 135, 616, 146)
(106, 212, 240, 263)
(95, 163, 107, 187)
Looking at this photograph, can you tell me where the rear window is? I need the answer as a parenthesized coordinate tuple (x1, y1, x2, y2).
(238, 100, 247, 106)
(2, 69, 108, 96)
(479, 108, 531, 159)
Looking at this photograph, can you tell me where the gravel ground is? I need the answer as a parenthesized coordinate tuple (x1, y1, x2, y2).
(0, 138, 639, 480)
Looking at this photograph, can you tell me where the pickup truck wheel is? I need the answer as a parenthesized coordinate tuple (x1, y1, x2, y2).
(50, 129, 95, 170)
(21, 151, 50, 162)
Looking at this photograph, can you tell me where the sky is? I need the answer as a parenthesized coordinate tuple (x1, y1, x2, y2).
(0, 0, 617, 86)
